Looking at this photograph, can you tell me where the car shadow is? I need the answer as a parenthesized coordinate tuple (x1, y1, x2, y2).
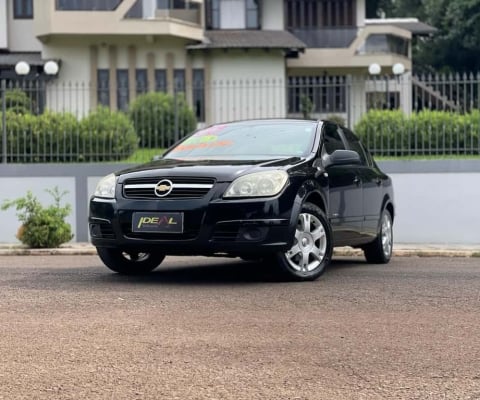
(95, 256, 368, 286)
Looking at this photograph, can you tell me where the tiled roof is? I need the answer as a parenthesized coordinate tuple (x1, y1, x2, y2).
(187, 30, 306, 50)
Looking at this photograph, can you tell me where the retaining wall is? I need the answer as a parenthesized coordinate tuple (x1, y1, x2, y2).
(1, 161, 479, 245)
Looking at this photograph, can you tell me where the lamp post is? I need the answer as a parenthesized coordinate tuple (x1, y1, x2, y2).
(368, 63, 382, 109)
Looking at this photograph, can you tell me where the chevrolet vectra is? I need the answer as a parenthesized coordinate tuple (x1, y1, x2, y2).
(89, 119, 394, 281)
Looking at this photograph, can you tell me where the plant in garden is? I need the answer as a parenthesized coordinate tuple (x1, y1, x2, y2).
(1, 187, 73, 248)
(80, 106, 138, 161)
(4, 89, 32, 114)
(129, 92, 197, 148)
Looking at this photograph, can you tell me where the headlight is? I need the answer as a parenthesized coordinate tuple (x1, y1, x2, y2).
(224, 171, 288, 198)
(94, 173, 116, 198)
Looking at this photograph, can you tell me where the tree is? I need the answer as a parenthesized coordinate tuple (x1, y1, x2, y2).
(367, 0, 480, 72)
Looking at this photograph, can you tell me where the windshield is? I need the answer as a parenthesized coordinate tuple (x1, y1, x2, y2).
(164, 121, 317, 160)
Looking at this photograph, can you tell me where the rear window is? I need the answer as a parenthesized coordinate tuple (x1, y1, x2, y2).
(164, 121, 317, 160)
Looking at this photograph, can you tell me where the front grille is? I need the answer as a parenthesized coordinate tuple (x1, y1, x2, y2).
(123, 176, 215, 199)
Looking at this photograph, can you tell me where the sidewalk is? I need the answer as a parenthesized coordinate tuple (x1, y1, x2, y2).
(0, 243, 479, 257)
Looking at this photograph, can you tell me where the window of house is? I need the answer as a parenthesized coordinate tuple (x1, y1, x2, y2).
(136, 69, 148, 95)
(97, 69, 110, 107)
(155, 69, 167, 92)
(56, 0, 122, 10)
(285, 0, 355, 29)
(14, 0, 33, 19)
(206, 0, 259, 29)
(357, 34, 409, 57)
(174, 69, 185, 93)
(117, 69, 129, 111)
(193, 69, 205, 122)
(288, 76, 347, 114)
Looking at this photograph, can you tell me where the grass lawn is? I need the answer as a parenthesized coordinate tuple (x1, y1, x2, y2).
(121, 148, 165, 163)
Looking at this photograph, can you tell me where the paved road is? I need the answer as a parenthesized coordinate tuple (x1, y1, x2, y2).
(0, 255, 479, 400)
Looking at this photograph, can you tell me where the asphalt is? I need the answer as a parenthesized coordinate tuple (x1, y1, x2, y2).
(0, 242, 479, 257)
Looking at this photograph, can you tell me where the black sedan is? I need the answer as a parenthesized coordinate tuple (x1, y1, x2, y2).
(89, 119, 394, 281)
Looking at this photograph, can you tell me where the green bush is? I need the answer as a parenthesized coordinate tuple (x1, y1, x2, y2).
(354, 110, 480, 156)
(129, 92, 197, 148)
(2, 110, 81, 162)
(80, 106, 138, 161)
(1, 187, 73, 248)
(4, 89, 32, 114)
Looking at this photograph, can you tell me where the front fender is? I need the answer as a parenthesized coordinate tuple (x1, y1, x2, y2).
(286, 179, 329, 247)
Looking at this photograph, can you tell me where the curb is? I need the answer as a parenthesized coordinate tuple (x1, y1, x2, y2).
(0, 244, 479, 258)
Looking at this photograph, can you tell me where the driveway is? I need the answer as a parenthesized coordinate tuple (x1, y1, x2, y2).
(0, 255, 479, 399)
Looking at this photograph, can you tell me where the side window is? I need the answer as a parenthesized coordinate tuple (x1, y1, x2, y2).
(341, 128, 368, 165)
(322, 123, 345, 155)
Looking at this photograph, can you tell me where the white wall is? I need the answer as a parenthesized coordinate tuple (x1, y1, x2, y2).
(390, 173, 480, 245)
(0, 0, 7, 49)
(2, 168, 480, 245)
(262, 0, 284, 30)
(209, 50, 287, 123)
(356, 0, 366, 27)
(7, 4, 41, 51)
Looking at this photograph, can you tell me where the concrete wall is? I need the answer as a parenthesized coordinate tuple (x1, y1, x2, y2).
(1, 161, 479, 245)
(6, 2, 41, 52)
(209, 49, 286, 122)
(0, 0, 7, 49)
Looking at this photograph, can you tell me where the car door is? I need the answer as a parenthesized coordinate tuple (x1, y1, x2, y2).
(342, 128, 383, 240)
(321, 123, 363, 246)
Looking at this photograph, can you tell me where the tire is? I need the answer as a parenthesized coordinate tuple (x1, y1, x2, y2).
(96, 247, 165, 275)
(275, 202, 333, 281)
(363, 209, 393, 264)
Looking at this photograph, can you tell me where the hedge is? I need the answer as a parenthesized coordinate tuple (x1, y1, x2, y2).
(129, 92, 197, 148)
(354, 110, 480, 155)
(1, 107, 138, 162)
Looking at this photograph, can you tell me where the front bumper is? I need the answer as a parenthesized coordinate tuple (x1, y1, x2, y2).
(89, 187, 297, 256)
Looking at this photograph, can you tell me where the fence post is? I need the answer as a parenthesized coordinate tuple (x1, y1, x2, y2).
(174, 88, 179, 143)
(1, 79, 6, 164)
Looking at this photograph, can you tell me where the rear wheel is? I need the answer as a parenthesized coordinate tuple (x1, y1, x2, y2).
(363, 209, 393, 264)
(275, 203, 333, 281)
(96, 247, 165, 275)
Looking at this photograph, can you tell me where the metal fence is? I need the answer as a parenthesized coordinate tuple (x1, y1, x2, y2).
(1, 72, 480, 162)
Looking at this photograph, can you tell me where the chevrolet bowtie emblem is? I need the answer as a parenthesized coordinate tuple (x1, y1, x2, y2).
(155, 179, 173, 197)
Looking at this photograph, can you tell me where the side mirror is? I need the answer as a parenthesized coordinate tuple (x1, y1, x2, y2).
(323, 150, 361, 167)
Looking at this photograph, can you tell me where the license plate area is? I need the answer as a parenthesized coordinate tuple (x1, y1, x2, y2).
(132, 212, 184, 233)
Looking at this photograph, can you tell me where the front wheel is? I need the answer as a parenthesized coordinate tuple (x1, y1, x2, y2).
(275, 203, 333, 281)
(363, 209, 393, 264)
(96, 247, 165, 275)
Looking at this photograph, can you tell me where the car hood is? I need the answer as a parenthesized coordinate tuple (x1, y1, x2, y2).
(116, 157, 305, 183)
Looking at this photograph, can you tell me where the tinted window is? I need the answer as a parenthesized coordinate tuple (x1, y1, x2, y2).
(342, 128, 367, 165)
(165, 122, 317, 159)
(322, 123, 345, 154)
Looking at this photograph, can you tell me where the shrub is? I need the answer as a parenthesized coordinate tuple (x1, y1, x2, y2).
(79, 106, 138, 161)
(2, 110, 80, 162)
(1, 187, 73, 248)
(129, 92, 197, 148)
(354, 110, 480, 156)
(4, 89, 32, 114)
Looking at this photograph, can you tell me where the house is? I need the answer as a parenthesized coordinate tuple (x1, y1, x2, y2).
(1, 0, 435, 126)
